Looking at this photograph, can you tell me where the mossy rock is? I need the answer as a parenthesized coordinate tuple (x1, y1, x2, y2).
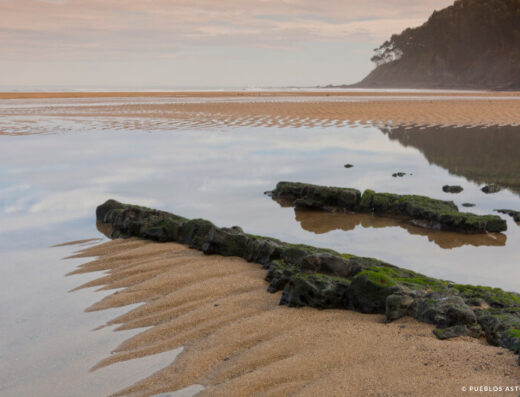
(280, 272, 351, 309)
(359, 189, 375, 210)
(454, 284, 520, 309)
(478, 312, 520, 353)
(412, 292, 476, 328)
(349, 270, 400, 313)
(95, 199, 520, 363)
(269, 182, 506, 233)
(433, 325, 468, 339)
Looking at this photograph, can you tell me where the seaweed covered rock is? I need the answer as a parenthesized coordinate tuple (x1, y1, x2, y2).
(433, 325, 468, 340)
(96, 199, 520, 362)
(495, 209, 520, 222)
(349, 270, 401, 313)
(280, 273, 351, 309)
(268, 181, 507, 234)
(268, 181, 361, 211)
(412, 292, 476, 328)
(478, 312, 520, 354)
(442, 185, 463, 194)
(482, 184, 502, 194)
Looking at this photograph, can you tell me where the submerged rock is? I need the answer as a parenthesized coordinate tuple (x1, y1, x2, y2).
(96, 199, 520, 363)
(495, 209, 520, 223)
(442, 185, 463, 194)
(482, 184, 502, 194)
(268, 181, 507, 234)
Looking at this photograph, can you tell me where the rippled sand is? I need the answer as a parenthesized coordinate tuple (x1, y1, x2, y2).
(69, 238, 519, 397)
(0, 91, 519, 136)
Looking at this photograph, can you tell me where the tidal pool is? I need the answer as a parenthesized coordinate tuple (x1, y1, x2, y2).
(0, 96, 519, 395)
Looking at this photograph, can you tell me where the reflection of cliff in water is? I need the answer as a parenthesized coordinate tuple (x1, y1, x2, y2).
(293, 209, 506, 250)
(380, 124, 520, 195)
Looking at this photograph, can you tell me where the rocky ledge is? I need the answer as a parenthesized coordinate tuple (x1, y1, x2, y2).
(496, 209, 520, 223)
(267, 182, 507, 234)
(97, 199, 520, 363)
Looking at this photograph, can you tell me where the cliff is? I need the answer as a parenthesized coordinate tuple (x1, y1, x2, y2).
(355, 0, 520, 90)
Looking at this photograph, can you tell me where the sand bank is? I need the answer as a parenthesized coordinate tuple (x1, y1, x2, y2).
(70, 238, 519, 396)
(2, 91, 520, 100)
(1, 92, 520, 135)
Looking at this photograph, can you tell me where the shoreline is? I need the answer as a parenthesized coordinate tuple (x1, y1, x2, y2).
(94, 200, 520, 360)
(71, 238, 519, 396)
(1, 90, 520, 100)
(1, 94, 520, 132)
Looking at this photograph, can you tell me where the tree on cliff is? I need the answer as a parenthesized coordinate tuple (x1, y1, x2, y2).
(359, 0, 520, 89)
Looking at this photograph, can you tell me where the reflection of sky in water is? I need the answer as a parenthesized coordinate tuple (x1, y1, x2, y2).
(0, 112, 519, 395)
(1, 124, 519, 289)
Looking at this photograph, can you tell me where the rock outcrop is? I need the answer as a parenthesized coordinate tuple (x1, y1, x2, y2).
(496, 209, 520, 222)
(96, 199, 520, 362)
(443, 185, 463, 194)
(267, 182, 507, 234)
(353, 0, 520, 90)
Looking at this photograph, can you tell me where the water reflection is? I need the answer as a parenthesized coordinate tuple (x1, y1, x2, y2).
(382, 124, 520, 195)
(1, 98, 519, 397)
(291, 208, 507, 250)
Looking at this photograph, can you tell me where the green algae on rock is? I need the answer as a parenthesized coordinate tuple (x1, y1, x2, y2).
(96, 199, 520, 362)
(267, 181, 507, 234)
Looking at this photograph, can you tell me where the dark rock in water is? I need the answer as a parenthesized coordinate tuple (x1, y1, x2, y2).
(270, 181, 361, 212)
(392, 172, 406, 177)
(442, 185, 463, 194)
(269, 181, 507, 234)
(495, 209, 520, 223)
(344, 164, 354, 168)
(462, 203, 476, 208)
(433, 325, 468, 340)
(482, 184, 502, 194)
(95, 199, 520, 363)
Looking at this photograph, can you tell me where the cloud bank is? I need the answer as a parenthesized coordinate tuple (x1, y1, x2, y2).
(0, 0, 454, 87)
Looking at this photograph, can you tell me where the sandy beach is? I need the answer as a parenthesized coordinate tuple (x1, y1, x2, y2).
(2, 91, 520, 100)
(68, 238, 519, 397)
(1, 92, 520, 136)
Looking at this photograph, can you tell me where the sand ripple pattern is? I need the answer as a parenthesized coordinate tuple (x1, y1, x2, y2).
(0, 96, 519, 135)
(69, 238, 519, 397)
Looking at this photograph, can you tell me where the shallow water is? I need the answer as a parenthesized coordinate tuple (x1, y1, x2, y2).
(0, 96, 519, 395)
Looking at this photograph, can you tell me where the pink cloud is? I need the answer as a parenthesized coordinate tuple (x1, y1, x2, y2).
(0, 0, 454, 61)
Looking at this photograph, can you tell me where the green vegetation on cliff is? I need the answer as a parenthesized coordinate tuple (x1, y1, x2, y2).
(357, 0, 520, 89)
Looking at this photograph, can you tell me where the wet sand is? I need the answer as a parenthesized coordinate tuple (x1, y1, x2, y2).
(70, 238, 519, 397)
(1, 92, 520, 135)
(2, 91, 520, 100)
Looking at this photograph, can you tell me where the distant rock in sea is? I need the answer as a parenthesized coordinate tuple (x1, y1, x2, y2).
(495, 209, 520, 222)
(443, 185, 463, 194)
(482, 184, 502, 194)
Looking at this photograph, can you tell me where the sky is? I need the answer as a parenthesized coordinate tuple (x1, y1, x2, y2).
(0, 0, 454, 89)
